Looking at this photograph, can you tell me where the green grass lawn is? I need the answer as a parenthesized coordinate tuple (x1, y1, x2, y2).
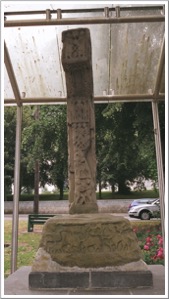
(4, 221, 41, 278)
(96, 190, 159, 199)
(4, 218, 162, 278)
(5, 189, 159, 201)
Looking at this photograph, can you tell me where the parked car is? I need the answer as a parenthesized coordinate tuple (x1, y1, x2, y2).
(128, 198, 156, 211)
(128, 198, 160, 220)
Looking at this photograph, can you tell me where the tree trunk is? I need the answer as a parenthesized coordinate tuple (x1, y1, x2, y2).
(59, 186, 64, 200)
(57, 179, 64, 200)
(111, 184, 115, 194)
(118, 179, 130, 194)
(34, 159, 39, 214)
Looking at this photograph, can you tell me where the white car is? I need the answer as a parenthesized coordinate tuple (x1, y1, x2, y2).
(128, 198, 160, 220)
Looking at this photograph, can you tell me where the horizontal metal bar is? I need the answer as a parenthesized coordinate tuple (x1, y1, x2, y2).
(4, 42, 21, 106)
(4, 6, 164, 16)
(4, 93, 165, 106)
(95, 94, 165, 101)
(4, 15, 165, 27)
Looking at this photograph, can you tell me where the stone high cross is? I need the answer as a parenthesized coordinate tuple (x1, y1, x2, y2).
(62, 28, 98, 214)
(29, 29, 151, 289)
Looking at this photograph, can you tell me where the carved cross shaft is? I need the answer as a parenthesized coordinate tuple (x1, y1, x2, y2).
(62, 28, 98, 214)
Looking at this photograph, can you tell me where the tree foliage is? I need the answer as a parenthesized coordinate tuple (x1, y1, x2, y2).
(4, 101, 164, 199)
(4, 107, 16, 198)
(22, 105, 68, 199)
(95, 102, 164, 195)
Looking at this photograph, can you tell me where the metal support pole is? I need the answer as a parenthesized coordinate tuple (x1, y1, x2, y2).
(154, 36, 165, 97)
(33, 106, 40, 214)
(57, 9, 62, 19)
(4, 6, 164, 17)
(104, 7, 110, 18)
(11, 105, 22, 273)
(46, 9, 51, 20)
(115, 6, 120, 18)
(151, 101, 165, 252)
(4, 42, 21, 106)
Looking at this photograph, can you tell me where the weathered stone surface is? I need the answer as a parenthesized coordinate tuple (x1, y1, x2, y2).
(34, 214, 143, 268)
(32, 247, 148, 272)
(62, 28, 98, 214)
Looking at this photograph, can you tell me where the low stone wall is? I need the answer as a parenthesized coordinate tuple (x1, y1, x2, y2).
(4, 200, 131, 214)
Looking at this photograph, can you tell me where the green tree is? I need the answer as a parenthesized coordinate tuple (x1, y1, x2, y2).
(95, 101, 163, 195)
(95, 104, 112, 197)
(102, 102, 142, 194)
(22, 105, 68, 199)
(4, 106, 35, 199)
(4, 107, 16, 199)
(134, 102, 165, 183)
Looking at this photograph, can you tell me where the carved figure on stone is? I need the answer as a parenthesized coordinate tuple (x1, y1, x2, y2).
(62, 28, 98, 214)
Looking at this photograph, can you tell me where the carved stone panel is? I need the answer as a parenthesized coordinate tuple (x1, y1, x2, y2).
(38, 214, 143, 268)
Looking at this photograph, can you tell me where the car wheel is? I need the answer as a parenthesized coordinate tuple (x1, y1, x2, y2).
(140, 210, 150, 220)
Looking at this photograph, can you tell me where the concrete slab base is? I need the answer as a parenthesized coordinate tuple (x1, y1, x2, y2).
(4, 265, 165, 296)
(29, 269, 153, 289)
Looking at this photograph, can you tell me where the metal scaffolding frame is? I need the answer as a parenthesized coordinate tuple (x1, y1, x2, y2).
(4, 5, 165, 273)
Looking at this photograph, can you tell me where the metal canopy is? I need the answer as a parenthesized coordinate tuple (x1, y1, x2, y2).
(3, 2, 166, 273)
(4, 3, 165, 105)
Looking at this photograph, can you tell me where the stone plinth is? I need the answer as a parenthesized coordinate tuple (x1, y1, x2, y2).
(32, 214, 143, 268)
(29, 214, 153, 289)
(29, 269, 153, 289)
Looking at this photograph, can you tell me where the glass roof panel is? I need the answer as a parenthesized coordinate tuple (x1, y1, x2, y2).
(109, 21, 164, 95)
(4, 23, 110, 98)
(3, 3, 165, 101)
(5, 26, 66, 98)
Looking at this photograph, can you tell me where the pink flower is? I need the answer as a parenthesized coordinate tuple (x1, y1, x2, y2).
(146, 237, 152, 244)
(157, 234, 162, 239)
(133, 228, 138, 233)
(158, 238, 163, 245)
(144, 245, 150, 250)
(157, 251, 164, 259)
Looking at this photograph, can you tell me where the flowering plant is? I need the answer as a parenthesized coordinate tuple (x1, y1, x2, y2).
(133, 225, 164, 265)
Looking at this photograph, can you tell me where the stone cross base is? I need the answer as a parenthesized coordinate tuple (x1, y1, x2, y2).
(32, 214, 146, 268)
(29, 214, 153, 289)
